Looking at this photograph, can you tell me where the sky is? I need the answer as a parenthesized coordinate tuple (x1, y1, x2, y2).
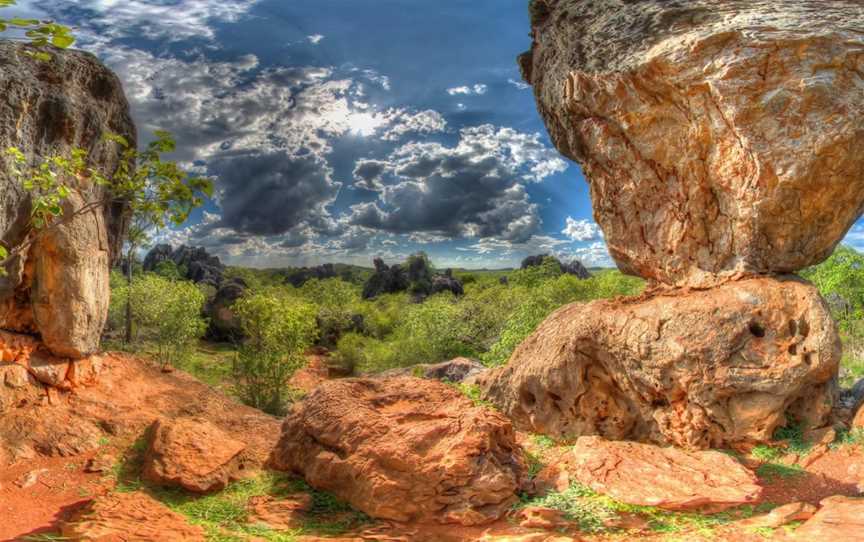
(9, 1, 864, 270)
(6, 0, 611, 270)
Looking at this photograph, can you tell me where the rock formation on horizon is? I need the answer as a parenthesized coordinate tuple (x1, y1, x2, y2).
(482, 0, 860, 447)
(0, 42, 135, 359)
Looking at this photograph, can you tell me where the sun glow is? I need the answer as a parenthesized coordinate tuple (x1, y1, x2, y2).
(347, 111, 385, 137)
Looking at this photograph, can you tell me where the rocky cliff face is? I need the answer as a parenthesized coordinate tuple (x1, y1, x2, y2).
(0, 42, 135, 358)
(522, 0, 864, 287)
(484, 0, 859, 446)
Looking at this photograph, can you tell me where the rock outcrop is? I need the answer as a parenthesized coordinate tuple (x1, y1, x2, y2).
(143, 244, 225, 287)
(521, 0, 864, 287)
(0, 43, 135, 358)
(570, 436, 762, 511)
(61, 491, 206, 541)
(270, 377, 526, 525)
(521, 255, 591, 280)
(481, 277, 838, 448)
(362, 256, 464, 300)
(483, 0, 855, 448)
(205, 276, 247, 342)
(793, 496, 864, 540)
(143, 417, 248, 493)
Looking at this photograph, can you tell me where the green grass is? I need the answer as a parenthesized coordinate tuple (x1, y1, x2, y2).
(832, 427, 864, 449)
(107, 433, 368, 541)
(518, 483, 768, 537)
(755, 462, 805, 481)
(531, 434, 558, 449)
(839, 351, 864, 387)
(452, 382, 495, 409)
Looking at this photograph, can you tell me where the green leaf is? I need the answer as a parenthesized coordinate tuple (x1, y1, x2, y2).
(8, 17, 38, 26)
(51, 33, 74, 48)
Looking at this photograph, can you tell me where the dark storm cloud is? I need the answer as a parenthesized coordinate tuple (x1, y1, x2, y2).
(348, 125, 566, 243)
(209, 150, 340, 236)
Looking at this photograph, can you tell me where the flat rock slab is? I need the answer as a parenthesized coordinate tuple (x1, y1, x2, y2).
(481, 276, 838, 449)
(794, 495, 864, 540)
(61, 491, 205, 541)
(571, 436, 762, 512)
(270, 376, 526, 525)
(143, 417, 247, 493)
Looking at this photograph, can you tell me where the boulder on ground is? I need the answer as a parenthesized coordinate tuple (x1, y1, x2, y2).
(521, 0, 864, 287)
(793, 495, 864, 540)
(270, 377, 526, 525)
(521, 254, 591, 280)
(61, 491, 205, 541)
(570, 436, 762, 511)
(853, 402, 864, 429)
(143, 417, 248, 493)
(480, 276, 839, 449)
(0, 42, 135, 357)
(205, 277, 247, 342)
(739, 501, 817, 529)
(380, 357, 487, 383)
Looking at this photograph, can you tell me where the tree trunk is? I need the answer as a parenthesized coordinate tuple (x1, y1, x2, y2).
(124, 245, 134, 344)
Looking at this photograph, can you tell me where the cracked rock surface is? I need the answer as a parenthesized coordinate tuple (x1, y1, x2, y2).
(523, 0, 864, 287)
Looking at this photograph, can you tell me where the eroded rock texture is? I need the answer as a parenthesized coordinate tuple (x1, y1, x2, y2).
(270, 377, 526, 525)
(522, 0, 864, 287)
(570, 436, 762, 511)
(481, 277, 839, 448)
(0, 42, 135, 357)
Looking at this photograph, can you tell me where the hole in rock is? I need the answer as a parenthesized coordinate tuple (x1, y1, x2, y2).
(749, 322, 766, 338)
(788, 320, 797, 336)
(799, 319, 810, 338)
(548, 392, 562, 402)
(788, 344, 798, 356)
(520, 389, 536, 408)
(803, 352, 813, 366)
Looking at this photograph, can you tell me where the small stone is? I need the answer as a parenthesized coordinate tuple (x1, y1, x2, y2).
(247, 494, 313, 530)
(2, 363, 31, 389)
(15, 468, 48, 489)
(739, 502, 817, 529)
(28, 352, 71, 389)
(84, 454, 116, 473)
(517, 506, 568, 530)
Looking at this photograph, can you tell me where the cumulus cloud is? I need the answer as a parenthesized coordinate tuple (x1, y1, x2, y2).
(570, 241, 614, 267)
(37, 0, 260, 41)
(508, 78, 530, 90)
(307, 34, 325, 44)
(562, 217, 602, 242)
(348, 125, 567, 243)
(446, 84, 487, 96)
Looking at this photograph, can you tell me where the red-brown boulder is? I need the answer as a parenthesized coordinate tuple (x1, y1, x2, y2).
(570, 436, 762, 512)
(270, 377, 526, 525)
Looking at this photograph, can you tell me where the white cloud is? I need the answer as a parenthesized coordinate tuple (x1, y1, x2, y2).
(307, 34, 325, 44)
(508, 78, 530, 90)
(446, 84, 488, 96)
(562, 217, 602, 242)
(37, 0, 260, 41)
(569, 241, 614, 267)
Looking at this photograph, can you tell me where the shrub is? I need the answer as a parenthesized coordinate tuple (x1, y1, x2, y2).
(108, 273, 207, 367)
(298, 278, 361, 347)
(233, 290, 318, 415)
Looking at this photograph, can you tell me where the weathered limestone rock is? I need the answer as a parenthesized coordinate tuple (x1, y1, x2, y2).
(522, 0, 864, 287)
(0, 42, 134, 357)
(738, 501, 817, 529)
(793, 496, 864, 540)
(270, 377, 526, 525)
(61, 491, 206, 541)
(570, 436, 762, 511)
(481, 276, 839, 448)
(143, 417, 248, 493)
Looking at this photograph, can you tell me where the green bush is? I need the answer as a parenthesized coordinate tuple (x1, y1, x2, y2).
(109, 273, 207, 367)
(232, 290, 318, 415)
(482, 271, 643, 366)
(298, 278, 361, 347)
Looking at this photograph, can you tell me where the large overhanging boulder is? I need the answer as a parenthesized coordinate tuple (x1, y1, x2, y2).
(480, 276, 839, 449)
(0, 42, 134, 358)
(521, 0, 864, 287)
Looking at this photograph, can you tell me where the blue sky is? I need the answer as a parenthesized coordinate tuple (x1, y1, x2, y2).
(7, 0, 608, 269)
(14, 1, 862, 269)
